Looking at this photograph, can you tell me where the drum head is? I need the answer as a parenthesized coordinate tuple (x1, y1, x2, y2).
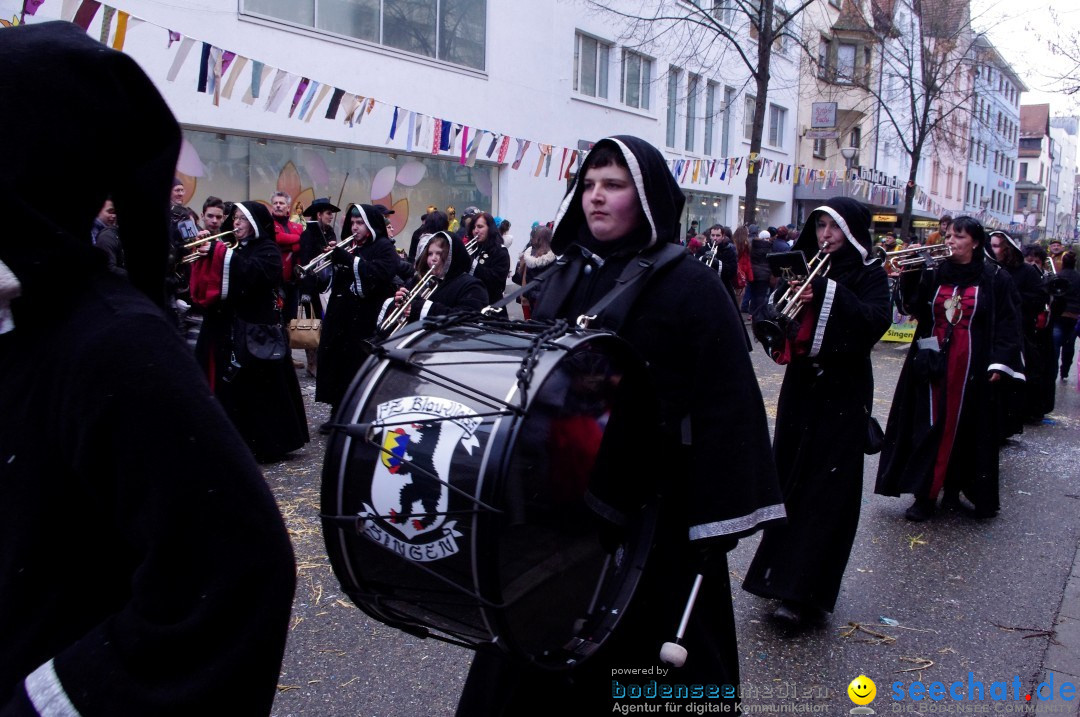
(322, 321, 659, 669)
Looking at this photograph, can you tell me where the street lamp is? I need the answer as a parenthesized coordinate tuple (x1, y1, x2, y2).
(840, 146, 857, 170)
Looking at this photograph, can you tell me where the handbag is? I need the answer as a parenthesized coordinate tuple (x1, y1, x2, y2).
(288, 302, 322, 351)
(234, 317, 288, 363)
(864, 415, 885, 455)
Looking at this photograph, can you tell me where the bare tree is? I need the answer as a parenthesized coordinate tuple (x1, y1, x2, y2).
(583, 0, 816, 225)
(1034, 8, 1080, 103)
(824, 0, 994, 237)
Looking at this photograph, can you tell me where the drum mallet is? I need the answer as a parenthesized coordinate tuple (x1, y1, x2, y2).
(659, 573, 704, 668)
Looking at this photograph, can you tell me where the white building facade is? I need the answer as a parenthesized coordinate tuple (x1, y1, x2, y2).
(961, 37, 1024, 230)
(5, 0, 799, 248)
(1049, 117, 1078, 241)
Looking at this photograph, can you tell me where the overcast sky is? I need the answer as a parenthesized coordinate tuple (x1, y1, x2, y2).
(971, 0, 1078, 113)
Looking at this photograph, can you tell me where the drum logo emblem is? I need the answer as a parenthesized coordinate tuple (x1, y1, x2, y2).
(359, 395, 481, 563)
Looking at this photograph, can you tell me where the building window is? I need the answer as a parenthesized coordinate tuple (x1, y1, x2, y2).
(965, 180, 971, 205)
(704, 81, 718, 156)
(768, 104, 786, 147)
(836, 43, 856, 83)
(1019, 162, 1028, 181)
(574, 32, 610, 99)
(721, 86, 735, 156)
(813, 138, 827, 159)
(711, 0, 735, 26)
(945, 167, 954, 199)
(931, 160, 940, 193)
(620, 49, 652, 110)
(243, 0, 486, 70)
(686, 74, 700, 152)
(666, 67, 681, 148)
(743, 95, 756, 141)
(818, 37, 831, 79)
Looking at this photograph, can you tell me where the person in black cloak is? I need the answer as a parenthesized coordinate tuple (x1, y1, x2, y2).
(0, 22, 296, 715)
(988, 230, 1054, 430)
(876, 216, 1024, 521)
(455, 136, 784, 715)
(376, 230, 487, 334)
(468, 211, 512, 310)
(741, 197, 891, 628)
(189, 200, 310, 463)
(315, 203, 398, 425)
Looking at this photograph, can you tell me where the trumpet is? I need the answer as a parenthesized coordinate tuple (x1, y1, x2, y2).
(751, 250, 830, 361)
(180, 230, 235, 264)
(884, 244, 952, 272)
(379, 266, 441, 335)
(464, 237, 480, 256)
(774, 250, 831, 321)
(294, 234, 358, 279)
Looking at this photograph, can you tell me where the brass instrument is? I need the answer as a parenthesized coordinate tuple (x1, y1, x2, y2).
(884, 244, 952, 272)
(774, 250, 831, 321)
(1045, 257, 1070, 297)
(464, 237, 480, 256)
(294, 233, 358, 279)
(751, 250, 831, 360)
(379, 266, 441, 335)
(180, 230, 235, 264)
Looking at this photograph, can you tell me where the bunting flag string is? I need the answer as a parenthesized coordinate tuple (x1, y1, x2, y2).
(72, 3, 947, 197)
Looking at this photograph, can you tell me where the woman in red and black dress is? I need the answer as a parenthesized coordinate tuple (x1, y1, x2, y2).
(876, 216, 1024, 521)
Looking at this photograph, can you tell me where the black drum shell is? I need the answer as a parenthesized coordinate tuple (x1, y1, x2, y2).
(321, 322, 658, 670)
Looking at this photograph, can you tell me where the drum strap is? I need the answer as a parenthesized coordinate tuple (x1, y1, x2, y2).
(483, 243, 686, 331)
(576, 243, 687, 331)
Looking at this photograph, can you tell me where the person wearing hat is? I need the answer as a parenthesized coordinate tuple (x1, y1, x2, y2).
(743, 197, 892, 628)
(315, 203, 399, 431)
(295, 198, 340, 376)
(989, 230, 1054, 428)
(0, 22, 296, 715)
(455, 206, 481, 242)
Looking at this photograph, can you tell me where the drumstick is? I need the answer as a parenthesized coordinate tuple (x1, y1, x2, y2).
(659, 573, 703, 668)
(573, 555, 612, 634)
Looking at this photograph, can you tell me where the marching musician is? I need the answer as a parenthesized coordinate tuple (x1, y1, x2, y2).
(456, 136, 783, 714)
(742, 197, 891, 628)
(315, 203, 398, 431)
(295, 197, 340, 377)
(988, 231, 1054, 429)
(189, 201, 310, 463)
(876, 217, 1024, 521)
(377, 231, 487, 334)
(0, 23, 295, 715)
(468, 211, 511, 311)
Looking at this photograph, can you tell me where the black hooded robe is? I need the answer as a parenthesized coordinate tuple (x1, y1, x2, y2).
(875, 256, 1024, 515)
(457, 136, 784, 715)
(742, 198, 892, 614)
(192, 201, 309, 462)
(315, 204, 399, 411)
(0, 23, 295, 715)
(376, 232, 487, 332)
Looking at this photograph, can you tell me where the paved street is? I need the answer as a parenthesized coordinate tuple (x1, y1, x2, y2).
(264, 332, 1080, 717)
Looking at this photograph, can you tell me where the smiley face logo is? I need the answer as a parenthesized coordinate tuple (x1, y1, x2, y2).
(848, 675, 876, 706)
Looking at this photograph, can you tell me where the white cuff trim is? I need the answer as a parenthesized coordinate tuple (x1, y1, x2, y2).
(688, 503, 787, 541)
(419, 300, 433, 320)
(26, 659, 82, 717)
(988, 363, 1025, 381)
(350, 257, 365, 297)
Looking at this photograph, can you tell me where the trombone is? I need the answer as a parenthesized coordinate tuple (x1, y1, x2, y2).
(884, 244, 952, 272)
(379, 266, 441, 335)
(294, 233, 358, 279)
(180, 230, 235, 264)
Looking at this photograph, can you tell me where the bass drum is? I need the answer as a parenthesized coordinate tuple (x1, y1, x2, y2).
(321, 319, 658, 670)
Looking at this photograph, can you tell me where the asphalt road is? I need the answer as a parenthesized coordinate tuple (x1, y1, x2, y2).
(264, 329, 1080, 717)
